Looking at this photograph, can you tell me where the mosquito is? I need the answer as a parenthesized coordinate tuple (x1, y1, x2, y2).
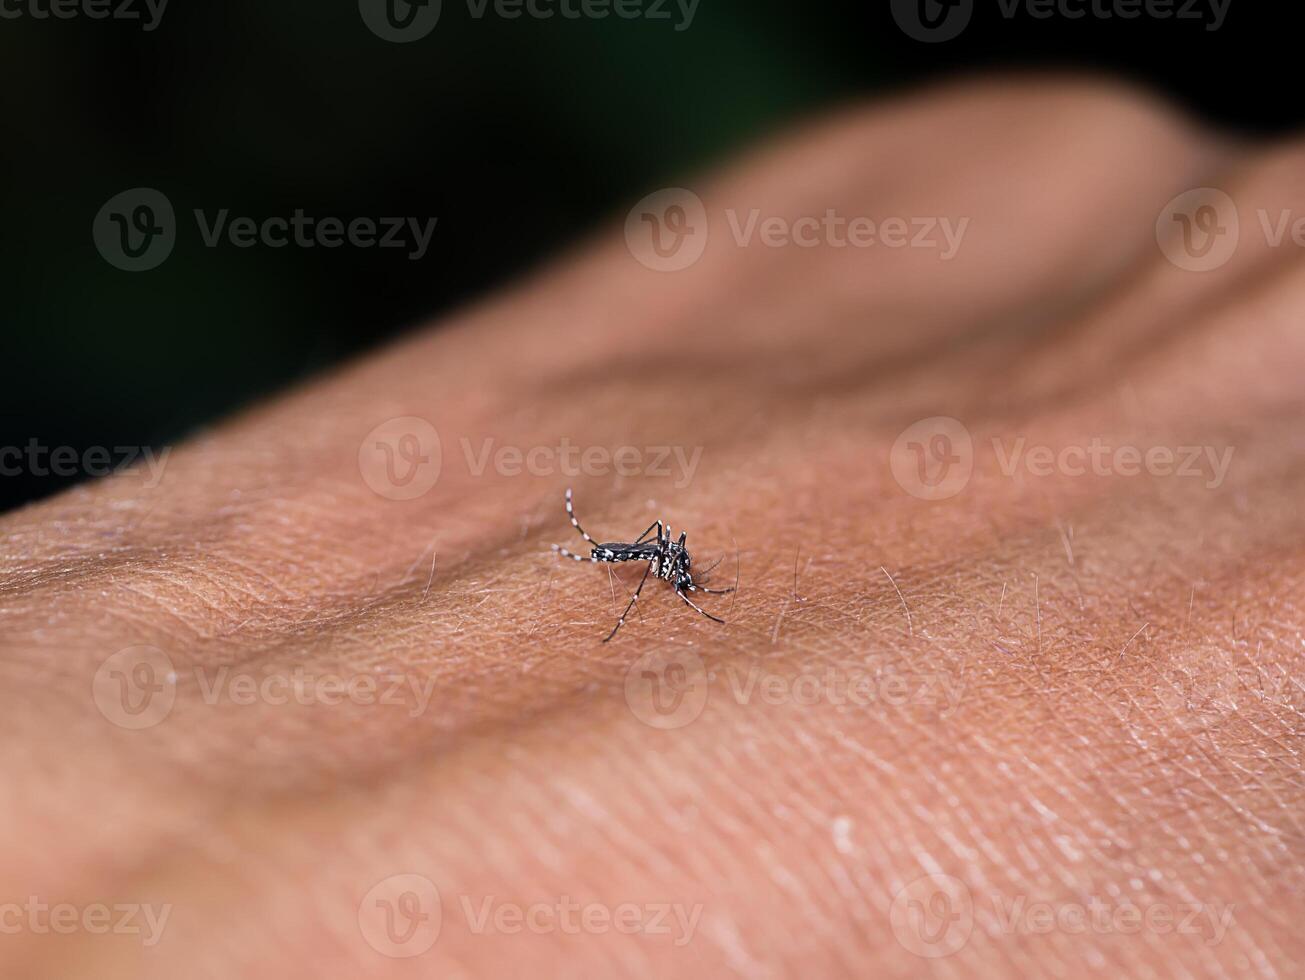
(551, 488, 734, 641)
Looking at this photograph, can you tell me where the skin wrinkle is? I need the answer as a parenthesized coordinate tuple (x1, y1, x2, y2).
(3, 77, 1304, 977)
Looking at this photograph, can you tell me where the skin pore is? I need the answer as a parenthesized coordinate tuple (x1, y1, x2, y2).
(0, 77, 1300, 978)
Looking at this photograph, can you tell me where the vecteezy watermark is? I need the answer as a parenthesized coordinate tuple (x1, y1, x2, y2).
(358, 0, 443, 41)
(0, 0, 169, 30)
(624, 650, 712, 729)
(891, 0, 1229, 43)
(624, 187, 970, 272)
(890, 873, 1236, 958)
(0, 898, 172, 946)
(358, 877, 699, 956)
(624, 650, 963, 730)
(460, 896, 702, 945)
(889, 417, 975, 502)
(889, 874, 974, 957)
(890, 417, 1236, 500)
(1157, 187, 1305, 272)
(94, 188, 437, 271)
(93, 646, 178, 729)
(359, 874, 443, 958)
(989, 438, 1235, 489)
(191, 209, 436, 260)
(460, 438, 702, 489)
(1156, 650, 1300, 735)
(357, 416, 704, 500)
(93, 188, 176, 272)
(1156, 188, 1238, 272)
(718, 662, 964, 721)
(463, 0, 700, 30)
(0, 440, 171, 487)
(358, 875, 701, 957)
(190, 666, 438, 718)
(92, 647, 441, 730)
(359, 417, 444, 502)
(359, 0, 699, 42)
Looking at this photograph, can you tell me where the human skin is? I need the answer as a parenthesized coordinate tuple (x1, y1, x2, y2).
(1, 76, 1302, 978)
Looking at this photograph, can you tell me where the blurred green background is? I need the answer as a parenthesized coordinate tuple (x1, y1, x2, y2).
(0, 0, 1290, 510)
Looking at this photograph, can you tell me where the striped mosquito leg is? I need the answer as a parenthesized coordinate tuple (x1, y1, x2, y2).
(688, 583, 735, 595)
(605, 561, 653, 642)
(677, 588, 726, 623)
(551, 543, 596, 563)
(564, 488, 598, 545)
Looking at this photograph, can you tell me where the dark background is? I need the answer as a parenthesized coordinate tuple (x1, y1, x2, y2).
(0, 0, 1287, 512)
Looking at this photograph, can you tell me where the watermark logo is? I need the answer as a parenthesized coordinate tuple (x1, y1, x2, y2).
(894, 0, 1230, 40)
(95, 190, 438, 269)
(361, 0, 699, 40)
(92, 646, 177, 729)
(460, 896, 702, 944)
(992, 437, 1235, 489)
(890, 874, 974, 958)
(193, 666, 438, 717)
(93, 188, 176, 272)
(1157, 657, 1299, 734)
(358, 883, 702, 952)
(625, 188, 710, 272)
(95, 653, 441, 726)
(462, 437, 701, 488)
(1157, 188, 1239, 272)
(625, 188, 969, 271)
(359, 0, 443, 41)
(0, 898, 172, 946)
(725, 210, 968, 257)
(360, 421, 705, 499)
(726, 663, 963, 714)
(468, 0, 700, 29)
(891, 417, 1236, 498)
(1158, 188, 1305, 272)
(359, 874, 442, 957)
(359, 417, 443, 501)
(0, 0, 169, 30)
(890, 874, 1236, 957)
(191, 210, 437, 259)
(0, 441, 171, 487)
(891, 417, 974, 501)
(891, 0, 974, 42)
(624, 649, 709, 729)
(623, 654, 963, 728)
(1005, 0, 1231, 30)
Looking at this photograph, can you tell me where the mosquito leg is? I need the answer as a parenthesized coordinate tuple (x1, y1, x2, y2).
(564, 488, 600, 546)
(689, 583, 735, 595)
(677, 588, 726, 624)
(632, 520, 663, 545)
(604, 562, 653, 642)
(610, 563, 647, 625)
(551, 544, 595, 562)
